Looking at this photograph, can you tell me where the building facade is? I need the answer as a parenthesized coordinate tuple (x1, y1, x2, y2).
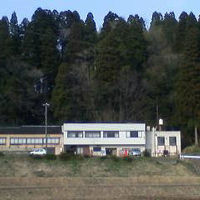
(145, 130, 181, 157)
(62, 123, 146, 156)
(0, 124, 182, 157)
(0, 126, 63, 155)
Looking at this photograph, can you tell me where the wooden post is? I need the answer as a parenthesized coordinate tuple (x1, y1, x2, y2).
(195, 126, 198, 146)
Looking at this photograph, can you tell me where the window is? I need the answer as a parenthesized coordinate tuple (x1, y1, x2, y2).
(127, 131, 143, 138)
(130, 131, 138, 138)
(0, 137, 6, 145)
(103, 131, 119, 138)
(85, 131, 101, 138)
(67, 131, 83, 138)
(10, 138, 27, 145)
(157, 137, 165, 146)
(169, 137, 176, 146)
(93, 147, 101, 152)
(27, 138, 33, 144)
(47, 138, 60, 144)
(9, 137, 60, 145)
(26, 138, 43, 145)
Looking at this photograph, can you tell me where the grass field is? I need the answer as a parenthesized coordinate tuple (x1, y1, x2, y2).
(0, 154, 200, 199)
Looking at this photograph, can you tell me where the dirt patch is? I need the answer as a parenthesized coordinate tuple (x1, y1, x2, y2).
(0, 155, 200, 199)
(0, 177, 200, 200)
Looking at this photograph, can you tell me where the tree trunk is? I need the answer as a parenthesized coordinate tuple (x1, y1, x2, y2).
(195, 126, 198, 146)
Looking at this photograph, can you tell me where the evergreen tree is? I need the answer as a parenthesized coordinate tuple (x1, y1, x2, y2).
(162, 12, 177, 48)
(176, 25, 200, 145)
(0, 58, 42, 125)
(150, 12, 163, 30)
(19, 18, 29, 39)
(51, 63, 91, 122)
(0, 17, 10, 59)
(175, 12, 188, 52)
(9, 12, 21, 56)
(94, 17, 147, 121)
(22, 8, 59, 104)
(84, 12, 97, 43)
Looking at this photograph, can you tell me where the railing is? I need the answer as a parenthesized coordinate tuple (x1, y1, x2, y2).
(180, 154, 200, 159)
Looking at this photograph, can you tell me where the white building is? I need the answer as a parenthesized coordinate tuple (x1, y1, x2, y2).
(62, 123, 146, 156)
(146, 130, 181, 157)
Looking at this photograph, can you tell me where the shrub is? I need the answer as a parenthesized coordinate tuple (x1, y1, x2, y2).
(83, 155, 91, 159)
(123, 156, 133, 162)
(100, 156, 108, 160)
(59, 152, 74, 161)
(74, 155, 84, 160)
(0, 152, 4, 157)
(183, 145, 200, 154)
(44, 154, 57, 160)
(143, 150, 151, 157)
(110, 155, 120, 162)
(31, 155, 43, 160)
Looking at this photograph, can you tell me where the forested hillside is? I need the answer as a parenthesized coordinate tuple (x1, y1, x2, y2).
(0, 8, 200, 146)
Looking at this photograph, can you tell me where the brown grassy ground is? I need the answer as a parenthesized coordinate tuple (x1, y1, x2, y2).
(0, 155, 200, 199)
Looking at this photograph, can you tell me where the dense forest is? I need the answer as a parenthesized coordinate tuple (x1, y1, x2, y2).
(0, 8, 200, 146)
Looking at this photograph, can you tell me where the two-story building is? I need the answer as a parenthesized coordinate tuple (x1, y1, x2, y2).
(62, 123, 146, 156)
(0, 123, 182, 157)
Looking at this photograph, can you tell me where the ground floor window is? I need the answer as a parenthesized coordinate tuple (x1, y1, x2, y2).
(93, 147, 101, 152)
(10, 138, 27, 145)
(0, 137, 6, 145)
(10, 137, 60, 145)
(47, 138, 60, 144)
(157, 137, 165, 146)
(169, 137, 176, 146)
(27, 138, 43, 144)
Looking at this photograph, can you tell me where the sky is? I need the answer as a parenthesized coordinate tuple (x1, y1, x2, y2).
(1, 0, 200, 28)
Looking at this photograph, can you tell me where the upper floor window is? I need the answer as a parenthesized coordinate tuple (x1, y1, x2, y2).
(85, 131, 101, 138)
(67, 131, 83, 138)
(169, 137, 176, 146)
(130, 131, 138, 138)
(127, 131, 143, 138)
(157, 137, 165, 146)
(103, 131, 119, 138)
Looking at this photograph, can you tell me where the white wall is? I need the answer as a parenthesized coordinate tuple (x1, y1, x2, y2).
(146, 131, 181, 157)
(63, 123, 146, 146)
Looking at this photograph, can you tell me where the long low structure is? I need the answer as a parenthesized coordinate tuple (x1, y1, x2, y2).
(0, 126, 63, 155)
(0, 123, 182, 157)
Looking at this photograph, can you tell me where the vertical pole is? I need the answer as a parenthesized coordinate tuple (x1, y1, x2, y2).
(156, 103, 159, 130)
(43, 103, 50, 151)
(45, 104, 47, 149)
(195, 126, 198, 146)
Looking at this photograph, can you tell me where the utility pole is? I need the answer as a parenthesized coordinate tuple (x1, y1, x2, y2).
(43, 103, 50, 150)
(156, 103, 159, 130)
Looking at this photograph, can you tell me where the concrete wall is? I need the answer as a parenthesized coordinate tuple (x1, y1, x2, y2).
(63, 123, 146, 146)
(146, 131, 181, 157)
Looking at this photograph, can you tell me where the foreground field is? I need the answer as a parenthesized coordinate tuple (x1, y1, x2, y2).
(0, 155, 200, 199)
